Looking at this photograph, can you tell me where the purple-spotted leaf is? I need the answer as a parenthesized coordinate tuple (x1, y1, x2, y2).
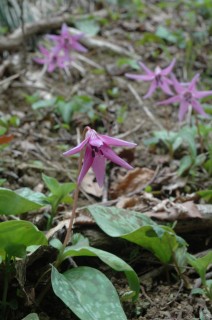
(51, 266, 127, 320)
(60, 245, 139, 300)
(87, 205, 186, 264)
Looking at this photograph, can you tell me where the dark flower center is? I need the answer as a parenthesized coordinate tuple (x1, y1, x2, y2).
(155, 74, 163, 85)
(183, 91, 192, 103)
(91, 146, 103, 158)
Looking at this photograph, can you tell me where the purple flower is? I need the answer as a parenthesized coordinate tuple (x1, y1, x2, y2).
(47, 23, 87, 57)
(125, 59, 176, 98)
(34, 46, 70, 72)
(63, 127, 136, 187)
(157, 74, 212, 121)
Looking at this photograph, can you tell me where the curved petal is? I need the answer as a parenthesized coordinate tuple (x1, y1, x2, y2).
(99, 135, 136, 147)
(157, 95, 181, 106)
(78, 147, 94, 184)
(33, 57, 46, 65)
(47, 62, 56, 72)
(63, 137, 89, 156)
(188, 74, 200, 91)
(72, 42, 88, 52)
(138, 62, 153, 75)
(143, 80, 157, 99)
(101, 145, 133, 170)
(162, 58, 176, 76)
(125, 73, 154, 81)
(192, 100, 209, 118)
(61, 23, 69, 35)
(171, 74, 183, 94)
(46, 35, 61, 42)
(178, 101, 189, 121)
(193, 90, 212, 99)
(92, 155, 106, 187)
(38, 46, 50, 56)
(159, 78, 174, 95)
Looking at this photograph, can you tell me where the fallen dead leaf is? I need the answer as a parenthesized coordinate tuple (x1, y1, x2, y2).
(0, 134, 14, 144)
(110, 167, 155, 198)
(145, 200, 203, 220)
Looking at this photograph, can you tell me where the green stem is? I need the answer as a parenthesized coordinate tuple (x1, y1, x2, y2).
(195, 115, 204, 154)
(1, 255, 10, 318)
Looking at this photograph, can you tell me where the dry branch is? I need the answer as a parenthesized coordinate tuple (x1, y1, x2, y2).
(0, 10, 138, 58)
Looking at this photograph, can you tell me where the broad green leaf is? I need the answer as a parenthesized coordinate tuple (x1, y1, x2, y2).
(198, 189, 212, 203)
(0, 187, 46, 215)
(74, 19, 100, 36)
(187, 252, 212, 284)
(0, 220, 47, 259)
(42, 174, 60, 194)
(178, 155, 193, 176)
(32, 98, 56, 110)
(61, 245, 139, 300)
(87, 206, 185, 264)
(51, 266, 127, 320)
(22, 314, 39, 320)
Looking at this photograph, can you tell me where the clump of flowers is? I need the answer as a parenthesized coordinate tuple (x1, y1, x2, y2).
(126, 58, 211, 121)
(34, 23, 87, 72)
(157, 74, 212, 121)
(125, 59, 176, 98)
(63, 127, 136, 187)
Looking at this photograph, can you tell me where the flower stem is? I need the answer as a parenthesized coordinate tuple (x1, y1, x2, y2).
(63, 127, 88, 248)
(195, 115, 204, 154)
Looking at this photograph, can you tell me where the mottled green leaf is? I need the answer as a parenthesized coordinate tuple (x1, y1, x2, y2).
(0, 220, 47, 259)
(21, 313, 39, 320)
(74, 19, 100, 36)
(87, 206, 186, 264)
(187, 251, 212, 284)
(61, 245, 139, 300)
(0, 187, 46, 215)
(51, 266, 127, 320)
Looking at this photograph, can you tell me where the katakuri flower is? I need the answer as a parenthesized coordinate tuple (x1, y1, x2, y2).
(47, 23, 87, 57)
(157, 74, 212, 121)
(125, 58, 176, 98)
(34, 46, 70, 72)
(63, 127, 136, 187)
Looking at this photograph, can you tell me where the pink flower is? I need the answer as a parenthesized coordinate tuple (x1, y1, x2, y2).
(157, 74, 212, 121)
(125, 59, 176, 98)
(47, 23, 87, 57)
(63, 127, 136, 187)
(34, 46, 70, 72)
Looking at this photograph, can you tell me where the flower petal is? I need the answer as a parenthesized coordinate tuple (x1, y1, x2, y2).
(101, 145, 133, 170)
(78, 147, 94, 184)
(161, 58, 176, 76)
(92, 155, 106, 187)
(178, 101, 189, 121)
(138, 62, 154, 75)
(99, 135, 136, 147)
(192, 100, 209, 118)
(193, 90, 212, 99)
(157, 95, 181, 106)
(188, 74, 200, 91)
(143, 80, 157, 99)
(63, 137, 89, 156)
(72, 42, 88, 52)
(171, 74, 184, 94)
(159, 79, 174, 95)
(125, 73, 154, 81)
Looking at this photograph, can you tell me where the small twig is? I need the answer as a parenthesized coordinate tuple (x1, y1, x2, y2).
(141, 286, 154, 305)
(127, 83, 164, 130)
(167, 280, 184, 305)
(116, 121, 145, 139)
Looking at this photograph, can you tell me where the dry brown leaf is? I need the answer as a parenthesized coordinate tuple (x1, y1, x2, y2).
(145, 200, 203, 221)
(110, 167, 155, 198)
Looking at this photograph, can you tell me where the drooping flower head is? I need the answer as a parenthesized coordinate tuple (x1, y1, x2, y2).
(63, 127, 136, 187)
(34, 46, 71, 72)
(157, 74, 212, 121)
(125, 58, 176, 98)
(47, 23, 87, 57)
